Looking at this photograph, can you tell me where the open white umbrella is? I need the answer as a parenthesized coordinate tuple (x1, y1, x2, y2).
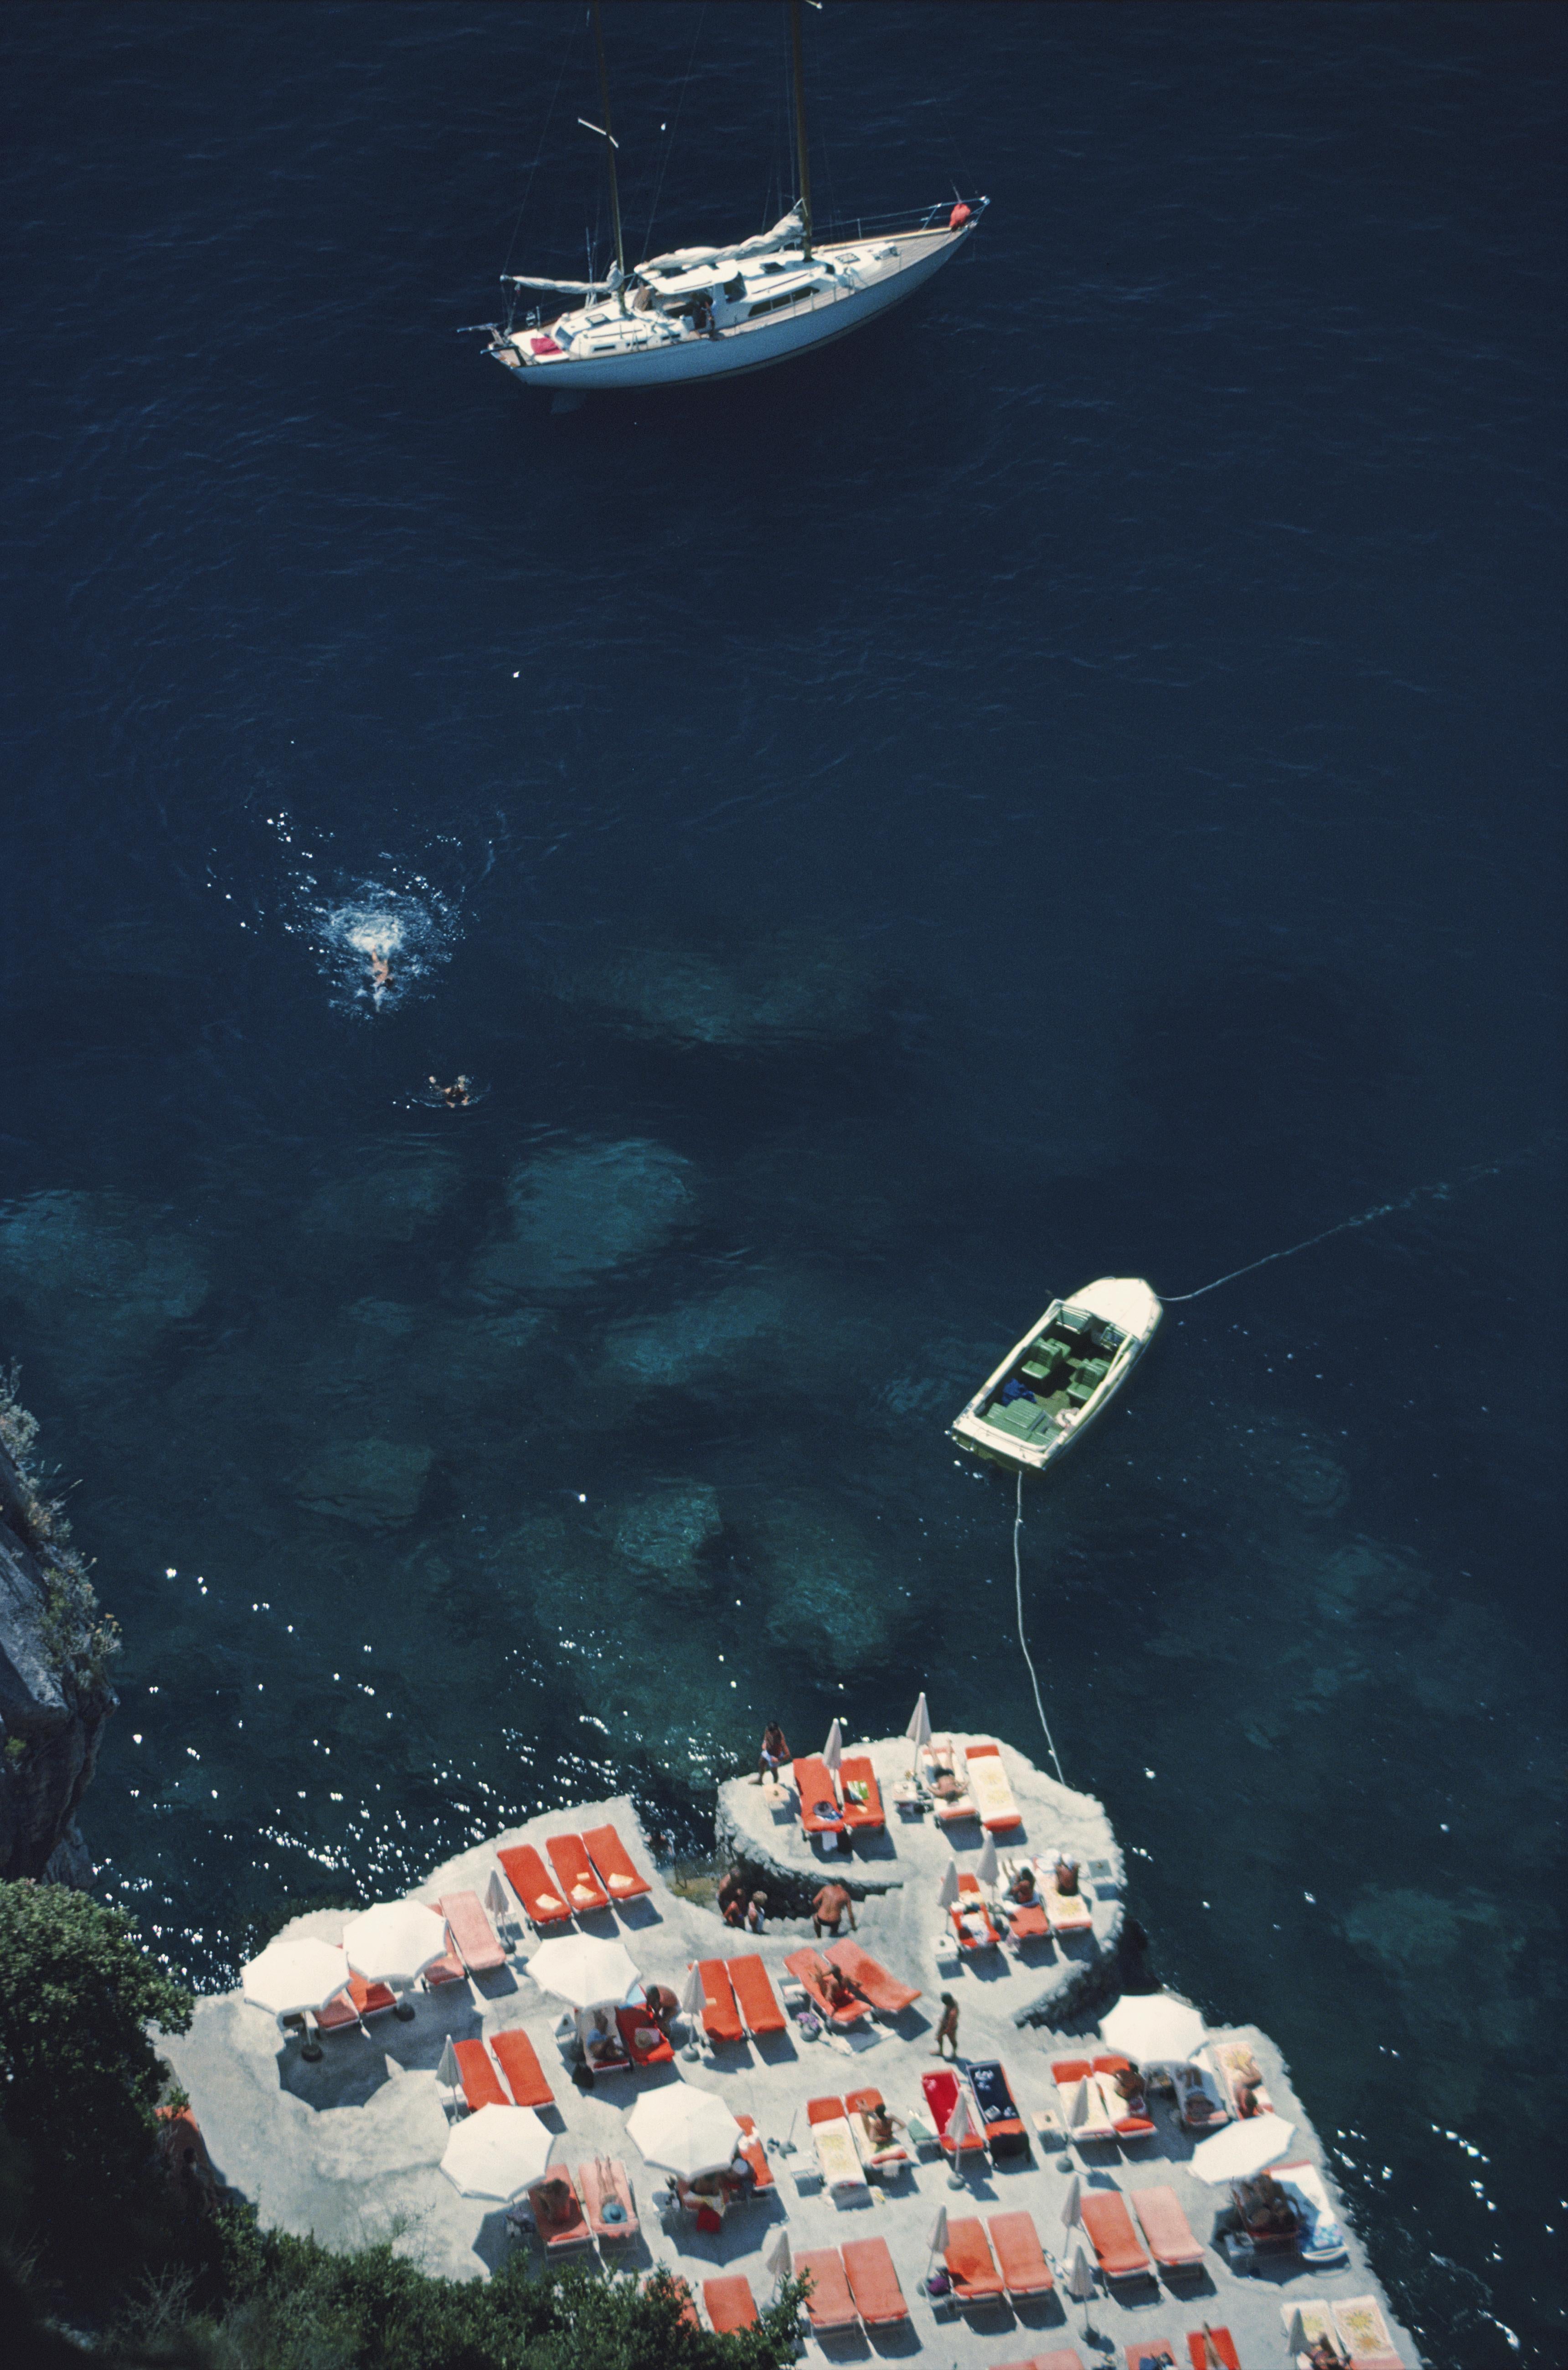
(1098, 1990, 1206, 2066)
(906, 1692, 932, 1751)
(1061, 2171, 1082, 2229)
(823, 1717, 844, 1774)
(626, 2083, 742, 2180)
(241, 1936, 351, 2020)
(976, 1832, 1000, 1889)
(526, 1933, 639, 2008)
(762, 2223, 793, 2283)
(936, 1860, 959, 1910)
(343, 1900, 448, 1989)
(1190, 2109, 1296, 2184)
(439, 2103, 554, 2200)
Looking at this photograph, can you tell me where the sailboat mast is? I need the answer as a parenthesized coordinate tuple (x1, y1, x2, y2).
(788, 0, 814, 262)
(590, 0, 628, 304)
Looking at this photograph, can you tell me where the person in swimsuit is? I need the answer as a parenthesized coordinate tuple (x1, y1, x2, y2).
(933, 1993, 959, 2059)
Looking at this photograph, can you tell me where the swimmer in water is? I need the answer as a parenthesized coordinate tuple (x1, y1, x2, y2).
(369, 951, 393, 995)
(428, 1075, 472, 1108)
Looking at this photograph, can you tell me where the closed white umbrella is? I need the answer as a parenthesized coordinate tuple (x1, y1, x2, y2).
(437, 2036, 460, 2097)
(343, 1900, 448, 1989)
(937, 1860, 959, 1910)
(679, 1962, 705, 2016)
(1069, 2076, 1092, 2130)
(242, 1936, 351, 2020)
(526, 1933, 640, 2008)
(926, 2205, 949, 2256)
(762, 2223, 793, 2282)
(1065, 2236, 1096, 2298)
(485, 1869, 512, 1925)
(439, 2103, 554, 2200)
(1061, 2171, 1082, 2229)
(906, 1692, 932, 1751)
(626, 2083, 742, 2180)
(1099, 1990, 1206, 2066)
(943, 2082, 977, 2186)
(823, 1717, 843, 1774)
(1190, 2110, 1296, 2184)
(976, 1832, 1000, 1889)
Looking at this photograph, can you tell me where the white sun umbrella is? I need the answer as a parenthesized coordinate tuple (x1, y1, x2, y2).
(925, 2205, 949, 2260)
(1190, 2109, 1296, 2184)
(762, 2223, 794, 2283)
(1069, 2077, 1093, 2132)
(1098, 1990, 1206, 2067)
(485, 1869, 512, 1925)
(526, 1933, 640, 2009)
(241, 1935, 351, 2020)
(343, 1899, 448, 1989)
(1065, 2236, 1097, 2298)
(823, 1717, 844, 1774)
(626, 2082, 743, 2180)
(437, 2036, 461, 2098)
(440, 2103, 554, 2200)
(976, 1831, 1000, 1889)
(906, 1691, 932, 1751)
(936, 1860, 959, 1910)
(1061, 2171, 1082, 2230)
(679, 1962, 705, 2017)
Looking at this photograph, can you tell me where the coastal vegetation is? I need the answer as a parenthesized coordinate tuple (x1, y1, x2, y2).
(0, 1883, 801, 2367)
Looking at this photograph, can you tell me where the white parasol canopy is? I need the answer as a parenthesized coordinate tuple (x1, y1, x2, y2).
(1065, 2237, 1098, 2300)
(437, 2036, 461, 2095)
(439, 2103, 554, 2200)
(936, 1860, 959, 1910)
(976, 1832, 1000, 1888)
(906, 1692, 932, 1750)
(679, 1962, 705, 2017)
(943, 2085, 979, 2148)
(1061, 2171, 1082, 2229)
(762, 2223, 793, 2281)
(926, 2205, 949, 2255)
(626, 2082, 743, 2180)
(1098, 1990, 1207, 2066)
(823, 1717, 843, 1773)
(1189, 2109, 1296, 2184)
(241, 1936, 351, 2020)
(343, 1900, 448, 1989)
(526, 1933, 639, 2008)
(485, 1869, 512, 1925)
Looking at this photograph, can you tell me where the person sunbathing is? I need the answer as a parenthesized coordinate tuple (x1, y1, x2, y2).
(1008, 1866, 1037, 1903)
(1110, 2063, 1145, 2104)
(1053, 1853, 1081, 1895)
(534, 2176, 577, 2231)
(928, 1767, 962, 1800)
(820, 1963, 858, 2013)
(864, 2104, 905, 2149)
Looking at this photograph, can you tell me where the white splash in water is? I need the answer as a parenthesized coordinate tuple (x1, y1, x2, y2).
(287, 876, 462, 1015)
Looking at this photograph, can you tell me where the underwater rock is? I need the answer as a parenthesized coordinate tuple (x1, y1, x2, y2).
(604, 1285, 779, 1386)
(285, 1437, 433, 1529)
(299, 1147, 460, 1243)
(613, 1485, 722, 1591)
(551, 927, 882, 1048)
(0, 1190, 207, 1386)
(752, 1497, 894, 1669)
(471, 1139, 692, 1298)
(1312, 1538, 1429, 1627)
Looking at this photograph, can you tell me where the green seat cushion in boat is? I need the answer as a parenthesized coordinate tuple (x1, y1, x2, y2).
(1067, 1377, 1095, 1404)
(1057, 1307, 1089, 1333)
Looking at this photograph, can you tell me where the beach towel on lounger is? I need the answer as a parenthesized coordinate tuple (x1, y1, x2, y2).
(944, 2217, 1005, 2303)
(968, 2058, 1027, 2153)
(1207, 2037, 1274, 2118)
(841, 2236, 908, 2325)
(795, 2249, 858, 2330)
(497, 1845, 572, 1927)
(836, 1753, 885, 1829)
(580, 1822, 652, 1901)
(490, 2028, 552, 2110)
(987, 2209, 1054, 2297)
(1331, 2296, 1404, 2366)
(439, 1891, 506, 1974)
(919, 1737, 977, 1821)
(547, 1834, 609, 1914)
(807, 2095, 865, 2190)
(793, 1754, 847, 1837)
(1041, 1860, 1094, 1933)
(1052, 2057, 1118, 2143)
(965, 1740, 1023, 1830)
(577, 2155, 637, 2240)
(1078, 2190, 1153, 2281)
(1280, 2299, 1341, 2360)
(1272, 2159, 1349, 2263)
(1093, 2053, 1156, 2138)
(1131, 2185, 1205, 2269)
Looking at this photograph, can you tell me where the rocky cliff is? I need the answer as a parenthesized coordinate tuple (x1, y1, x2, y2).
(0, 1382, 116, 1882)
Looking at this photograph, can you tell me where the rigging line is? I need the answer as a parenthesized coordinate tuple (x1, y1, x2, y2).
(502, 15, 581, 278)
(1161, 1139, 1554, 1305)
(639, 0, 707, 260)
(1013, 1469, 1066, 1788)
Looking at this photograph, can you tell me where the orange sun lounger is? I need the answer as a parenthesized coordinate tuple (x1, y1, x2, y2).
(438, 1891, 506, 1975)
(845, 2085, 909, 2168)
(1078, 2190, 1154, 2282)
(695, 1958, 744, 2044)
(1185, 2331, 1239, 2370)
(727, 1953, 786, 2036)
(784, 1947, 869, 2025)
(1006, 1894, 1052, 1941)
(315, 1973, 397, 2032)
(1053, 2056, 1118, 2144)
(581, 1821, 652, 1902)
(841, 2236, 908, 2325)
(450, 2038, 508, 2113)
(825, 1936, 921, 2014)
(1093, 2053, 1157, 2140)
(944, 2217, 1006, 2303)
(795, 2248, 859, 2331)
(703, 2274, 758, 2333)
(952, 1873, 1002, 1951)
(576, 2154, 637, 2241)
(1124, 2344, 1177, 2370)
(547, 1833, 609, 1915)
(922, 2066, 987, 2156)
(999, 2357, 1088, 2370)
(497, 1844, 572, 1928)
(1131, 2185, 1205, 2271)
(490, 2027, 553, 2110)
(837, 1753, 885, 1830)
(988, 2209, 1055, 2298)
(528, 2175, 591, 2250)
(793, 1754, 847, 1838)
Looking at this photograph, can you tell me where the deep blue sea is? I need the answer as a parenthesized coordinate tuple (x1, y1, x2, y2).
(1, 2, 1563, 2359)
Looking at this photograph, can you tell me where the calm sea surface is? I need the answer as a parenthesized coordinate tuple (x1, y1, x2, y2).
(1, 3, 1563, 2358)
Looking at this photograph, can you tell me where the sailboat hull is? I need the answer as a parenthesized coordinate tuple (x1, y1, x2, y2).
(492, 222, 974, 393)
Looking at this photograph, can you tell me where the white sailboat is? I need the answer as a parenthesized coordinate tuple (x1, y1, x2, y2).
(482, 1, 985, 397)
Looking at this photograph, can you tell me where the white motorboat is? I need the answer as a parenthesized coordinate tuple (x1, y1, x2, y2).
(481, 2, 985, 397)
(950, 1278, 1162, 1476)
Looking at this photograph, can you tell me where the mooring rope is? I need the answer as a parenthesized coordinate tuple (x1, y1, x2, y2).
(1013, 1468, 1066, 1787)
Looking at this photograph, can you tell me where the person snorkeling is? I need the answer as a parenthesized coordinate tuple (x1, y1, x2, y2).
(428, 1074, 473, 1108)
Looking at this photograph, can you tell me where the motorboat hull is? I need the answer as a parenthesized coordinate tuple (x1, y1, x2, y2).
(950, 1278, 1162, 1476)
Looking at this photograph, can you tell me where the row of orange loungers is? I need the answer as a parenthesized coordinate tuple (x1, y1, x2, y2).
(1119, 2336, 1241, 2370)
(496, 1823, 651, 1931)
(1078, 2186, 1206, 2283)
(943, 2210, 1056, 2303)
(445, 2028, 555, 2114)
(782, 1942, 921, 2027)
(790, 1752, 887, 1843)
(1053, 2053, 1158, 2143)
(316, 1889, 508, 2031)
(521, 2155, 639, 2252)
(796, 2236, 909, 2331)
(693, 1954, 788, 2045)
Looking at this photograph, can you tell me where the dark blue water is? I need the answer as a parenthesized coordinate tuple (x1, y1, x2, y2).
(2, 3, 1563, 2358)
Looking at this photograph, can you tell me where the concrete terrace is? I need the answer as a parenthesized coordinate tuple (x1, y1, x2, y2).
(165, 1737, 1422, 2367)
